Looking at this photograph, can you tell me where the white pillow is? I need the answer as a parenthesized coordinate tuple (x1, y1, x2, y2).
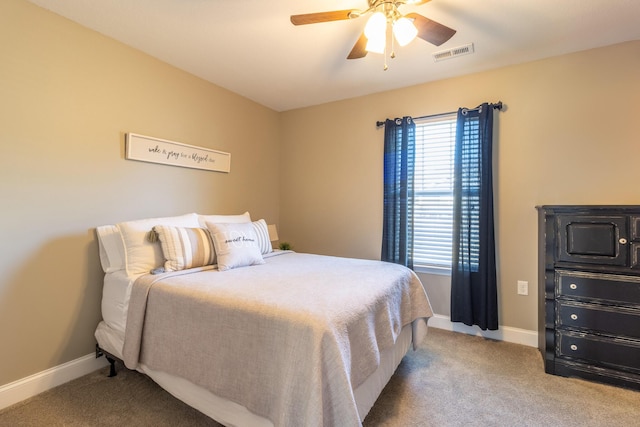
(117, 213, 200, 276)
(252, 219, 273, 255)
(96, 225, 126, 273)
(206, 222, 265, 271)
(198, 211, 251, 227)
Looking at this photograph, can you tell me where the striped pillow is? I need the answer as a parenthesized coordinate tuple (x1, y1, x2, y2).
(252, 219, 273, 255)
(153, 226, 215, 271)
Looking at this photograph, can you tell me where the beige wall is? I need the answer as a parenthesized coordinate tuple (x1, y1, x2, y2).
(280, 40, 640, 331)
(0, 0, 280, 386)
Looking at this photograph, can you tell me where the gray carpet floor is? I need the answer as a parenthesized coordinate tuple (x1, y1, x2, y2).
(1, 328, 638, 426)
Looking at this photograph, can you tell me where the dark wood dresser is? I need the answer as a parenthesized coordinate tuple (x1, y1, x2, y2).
(537, 205, 640, 390)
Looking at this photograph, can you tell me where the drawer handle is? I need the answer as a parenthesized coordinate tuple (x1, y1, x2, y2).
(570, 314, 578, 320)
(619, 238, 628, 244)
(569, 283, 578, 290)
(570, 344, 578, 351)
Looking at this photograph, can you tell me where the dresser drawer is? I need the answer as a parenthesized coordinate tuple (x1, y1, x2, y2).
(557, 330, 640, 371)
(556, 271, 640, 304)
(556, 215, 628, 266)
(557, 301, 640, 338)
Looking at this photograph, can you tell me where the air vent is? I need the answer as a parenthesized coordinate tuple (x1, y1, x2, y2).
(432, 43, 474, 62)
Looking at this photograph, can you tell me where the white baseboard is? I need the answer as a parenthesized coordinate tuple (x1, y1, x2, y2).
(428, 314, 539, 348)
(0, 353, 109, 411)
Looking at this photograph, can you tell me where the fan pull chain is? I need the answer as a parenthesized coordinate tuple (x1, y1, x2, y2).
(390, 32, 396, 59)
(383, 44, 388, 70)
(383, 23, 401, 70)
(383, 23, 392, 70)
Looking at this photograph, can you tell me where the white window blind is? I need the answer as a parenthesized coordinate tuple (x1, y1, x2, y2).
(413, 113, 457, 272)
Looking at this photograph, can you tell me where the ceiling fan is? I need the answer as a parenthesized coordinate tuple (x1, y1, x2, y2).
(290, 0, 456, 63)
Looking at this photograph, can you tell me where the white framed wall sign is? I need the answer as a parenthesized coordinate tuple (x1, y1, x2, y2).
(125, 133, 231, 173)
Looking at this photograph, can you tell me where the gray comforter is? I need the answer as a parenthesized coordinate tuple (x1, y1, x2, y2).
(123, 252, 433, 427)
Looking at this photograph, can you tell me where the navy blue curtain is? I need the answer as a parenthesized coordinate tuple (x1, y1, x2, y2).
(450, 103, 498, 330)
(381, 117, 416, 269)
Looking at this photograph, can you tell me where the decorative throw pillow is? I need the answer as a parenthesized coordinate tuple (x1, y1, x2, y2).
(206, 222, 265, 271)
(252, 219, 273, 255)
(153, 226, 215, 271)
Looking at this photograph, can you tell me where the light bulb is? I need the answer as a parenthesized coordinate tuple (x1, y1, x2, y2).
(364, 12, 387, 54)
(365, 36, 386, 54)
(364, 12, 386, 39)
(393, 17, 418, 46)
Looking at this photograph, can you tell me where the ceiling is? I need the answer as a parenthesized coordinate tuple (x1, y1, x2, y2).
(27, 0, 640, 112)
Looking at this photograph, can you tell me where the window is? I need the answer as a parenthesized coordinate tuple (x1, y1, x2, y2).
(413, 113, 457, 273)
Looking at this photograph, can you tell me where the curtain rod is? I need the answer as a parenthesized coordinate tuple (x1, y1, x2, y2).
(376, 101, 503, 128)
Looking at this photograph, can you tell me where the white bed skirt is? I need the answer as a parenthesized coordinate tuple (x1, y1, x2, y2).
(95, 320, 416, 426)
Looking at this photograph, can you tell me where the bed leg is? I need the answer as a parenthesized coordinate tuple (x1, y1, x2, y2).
(106, 355, 117, 377)
(96, 344, 118, 377)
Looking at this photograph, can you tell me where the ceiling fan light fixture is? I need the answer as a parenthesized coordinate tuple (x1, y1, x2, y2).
(364, 11, 387, 54)
(289, 2, 458, 66)
(364, 12, 386, 38)
(365, 36, 386, 54)
(393, 17, 418, 46)
(364, 12, 387, 54)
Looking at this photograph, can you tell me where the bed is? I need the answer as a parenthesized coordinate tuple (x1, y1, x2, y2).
(94, 212, 433, 427)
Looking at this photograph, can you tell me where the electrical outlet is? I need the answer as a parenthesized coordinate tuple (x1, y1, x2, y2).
(517, 280, 528, 296)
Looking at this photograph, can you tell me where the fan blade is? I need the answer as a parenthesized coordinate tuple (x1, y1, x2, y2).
(347, 32, 368, 59)
(405, 13, 456, 46)
(290, 10, 354, 25)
